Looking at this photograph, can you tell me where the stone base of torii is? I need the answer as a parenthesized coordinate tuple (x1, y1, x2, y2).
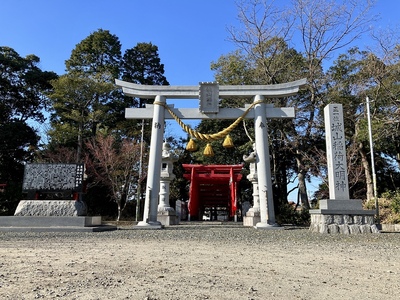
(116, 79, 307, 229)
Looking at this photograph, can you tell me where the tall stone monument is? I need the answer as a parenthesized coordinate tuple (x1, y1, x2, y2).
(309, 104, 378, 233)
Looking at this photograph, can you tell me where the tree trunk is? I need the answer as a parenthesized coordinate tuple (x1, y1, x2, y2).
(116, 204, 121, 222)
(296, 155, 310, 209)
(297, 171, 309, 209)
(271, 143, 289, 213)
(116, 193, 128, 222)
(359, 142, 374, 201)
(77, 119, 83, 163)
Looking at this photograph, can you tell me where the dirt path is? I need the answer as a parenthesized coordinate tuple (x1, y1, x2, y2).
(1, 224, 399, 299)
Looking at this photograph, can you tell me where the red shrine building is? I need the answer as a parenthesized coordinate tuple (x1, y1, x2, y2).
(182, 164, 243, 221)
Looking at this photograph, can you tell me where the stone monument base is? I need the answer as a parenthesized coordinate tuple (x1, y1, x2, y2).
(0, 200, 116, 232)
(157, 210, 178, 226)
(309, 200, 379, 234)
(14, 200, 87, 216)
(243, 211, 260, 227)
(0, 216, 117, 232)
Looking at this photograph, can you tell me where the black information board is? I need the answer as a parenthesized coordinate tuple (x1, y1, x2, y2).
(22, 163, 84, 192)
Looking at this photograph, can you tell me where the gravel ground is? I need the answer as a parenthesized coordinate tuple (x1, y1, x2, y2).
(1, 223, 400, 300)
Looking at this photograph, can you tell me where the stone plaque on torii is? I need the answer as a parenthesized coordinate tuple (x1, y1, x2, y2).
(116, 78, 307, 229)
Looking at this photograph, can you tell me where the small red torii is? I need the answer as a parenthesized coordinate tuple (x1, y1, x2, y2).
(182, 164, 243, 221)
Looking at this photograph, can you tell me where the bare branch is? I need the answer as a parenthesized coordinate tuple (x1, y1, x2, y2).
(228, 0, 294, 60)
(85, 135, 142, 220)
(293, 0, 377, 63)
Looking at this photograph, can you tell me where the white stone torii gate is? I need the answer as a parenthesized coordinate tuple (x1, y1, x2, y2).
(116, 78, 306, 229)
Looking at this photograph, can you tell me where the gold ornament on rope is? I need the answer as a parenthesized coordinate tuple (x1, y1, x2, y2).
(185, 138, 197, 152)
(203, 143, 214, 157)
(222, 134, 234, 148)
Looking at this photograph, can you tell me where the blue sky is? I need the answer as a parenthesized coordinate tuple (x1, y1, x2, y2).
(2, 0, 397, 121)
(2, 0, 398, 85)
(2, 0, 240, 84)
(1, 0, 399, 199)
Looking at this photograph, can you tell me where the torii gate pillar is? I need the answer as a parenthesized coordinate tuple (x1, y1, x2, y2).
(137, 95, 165, 228)
(254, 95, 276, 227)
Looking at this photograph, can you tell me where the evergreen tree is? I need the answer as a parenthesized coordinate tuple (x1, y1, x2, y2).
(0, 47, 57, 214)
(66, 28, 121, 79)
(118, 42, 169, 139)
(47, 74, 115, 161)
(119, 42, 170, 219)
(47, 29, 122, 162)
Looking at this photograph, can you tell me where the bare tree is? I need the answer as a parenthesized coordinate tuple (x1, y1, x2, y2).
(292, 0, 376, 207)
(86, 135, 141, 221)
(227, 0, 376, 208)
(37, 146, 78, 164)
(228, 0, 295, 84)
(358, 28, 400, 197)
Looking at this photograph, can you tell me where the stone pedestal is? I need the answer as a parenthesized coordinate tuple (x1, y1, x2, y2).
(135, 221, 163, 229)
(0, 216, 116, 232)
(0, 200, 116, 232)
(157, 210, 178, 226)
(243, 210, 261, 227)
(309, 200, 379, 234)
(318, 199, 363, 211)
(14, 200, 87, 216)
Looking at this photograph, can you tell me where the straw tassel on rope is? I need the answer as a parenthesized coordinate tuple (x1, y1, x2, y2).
(186, 138, 197, 152)
(222, 134, 234, 148)
(203, 143, 214, 157)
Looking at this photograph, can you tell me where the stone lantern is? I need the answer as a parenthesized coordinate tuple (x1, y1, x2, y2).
(157, 142, 178, 225)
(242, 144, 261, 226)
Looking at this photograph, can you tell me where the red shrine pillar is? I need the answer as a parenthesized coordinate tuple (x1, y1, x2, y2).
(188, 167, 199, 220)
(229, 167, 236, 217)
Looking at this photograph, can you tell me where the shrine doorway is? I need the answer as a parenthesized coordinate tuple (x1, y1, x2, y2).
(183, 164, 243, 221)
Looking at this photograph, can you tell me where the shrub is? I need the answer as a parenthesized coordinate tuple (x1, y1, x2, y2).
(388, 190, 400, 214)
(277, 203, 310, 226)
(364, 190, 400, 224)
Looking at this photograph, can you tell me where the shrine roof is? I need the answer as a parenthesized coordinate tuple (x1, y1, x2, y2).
(182, 164, 244, 182)
(182, 164, 244, 171)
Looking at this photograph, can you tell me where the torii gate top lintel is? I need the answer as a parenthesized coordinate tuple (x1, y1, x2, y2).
(115, 78, 307, 99)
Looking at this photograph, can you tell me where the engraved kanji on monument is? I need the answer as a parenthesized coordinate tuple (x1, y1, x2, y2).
(325, 104, 350, 200)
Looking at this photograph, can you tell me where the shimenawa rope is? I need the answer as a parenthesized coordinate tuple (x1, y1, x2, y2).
(154, 100, 265, 141)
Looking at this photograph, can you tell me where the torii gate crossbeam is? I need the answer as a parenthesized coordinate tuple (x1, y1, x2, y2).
(116, 79, 306, 229)
(116, 79, 306, 99)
